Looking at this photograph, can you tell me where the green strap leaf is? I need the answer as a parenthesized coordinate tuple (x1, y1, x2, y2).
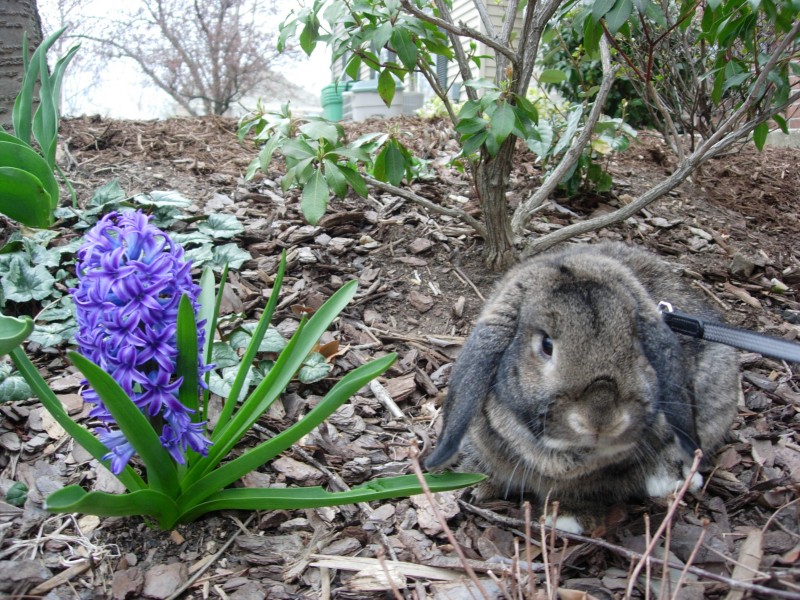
(184, 280, 358, 487)
(45, 486, 179, 530)
(176, 294, 200, 419)
(215, 253, 286, 434)
(10, 347, 145, 491)
(69, 352, 179, 497)
(179, 353, 396, 510)
(177, 472, 485, 524)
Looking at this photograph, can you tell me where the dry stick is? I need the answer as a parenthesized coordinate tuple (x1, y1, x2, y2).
(452, 265, 486, 302)
(462, 502, 800, 599)
(659, 514, 674, 600)
(643, 514, 652, 600)
(165, 513, 255, 600)
(409, 445, 492, 600)
(625, 450, 703, 600)
(362, 175, 487, 239)
(525, 502, 536, 599)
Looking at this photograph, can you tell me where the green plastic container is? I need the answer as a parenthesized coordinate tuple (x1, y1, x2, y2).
(321, 83, 351, 121)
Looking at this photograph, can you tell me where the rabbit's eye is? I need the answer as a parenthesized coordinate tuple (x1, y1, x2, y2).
(534, 333, 554, 358)
(541, 335, 554, 357)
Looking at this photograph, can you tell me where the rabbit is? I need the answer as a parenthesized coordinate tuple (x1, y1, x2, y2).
(425, 242, 742, 534)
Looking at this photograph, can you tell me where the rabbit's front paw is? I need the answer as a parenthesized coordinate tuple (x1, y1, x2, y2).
(543, 514, 584, 535)
(646, 464, 703, 498)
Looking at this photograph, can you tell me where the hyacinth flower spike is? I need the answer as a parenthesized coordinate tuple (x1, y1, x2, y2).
(71, 210, 212, 474)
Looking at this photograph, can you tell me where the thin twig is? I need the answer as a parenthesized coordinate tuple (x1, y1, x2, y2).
(625, 451, 703, 599)
(363, 174, 487, 239)
(409, 444, 493, 600)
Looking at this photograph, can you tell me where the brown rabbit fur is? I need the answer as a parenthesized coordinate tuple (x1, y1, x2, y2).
(426, 242, 742, 533)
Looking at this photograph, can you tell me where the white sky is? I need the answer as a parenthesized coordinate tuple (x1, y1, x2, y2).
(37, 0, 332, 119)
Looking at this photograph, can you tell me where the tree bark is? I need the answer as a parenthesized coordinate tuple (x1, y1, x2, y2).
(476, 138, 516, 271)
(0, 0, 43, 129)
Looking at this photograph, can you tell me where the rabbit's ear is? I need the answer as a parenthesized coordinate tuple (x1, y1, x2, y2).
(639, 315, 700, 455)
(425, 320, 515, 469)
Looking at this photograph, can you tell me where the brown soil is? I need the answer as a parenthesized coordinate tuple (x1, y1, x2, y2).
(1, 115, 799, 599)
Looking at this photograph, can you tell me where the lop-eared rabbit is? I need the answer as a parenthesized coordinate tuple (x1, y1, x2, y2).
(426, 243, 742, 533)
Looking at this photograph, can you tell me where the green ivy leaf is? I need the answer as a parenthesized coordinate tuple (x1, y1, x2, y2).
(89, 179, 126, 208)
(197, 214, 244, 239)
(0, 372, 32, 402)
(28, 320, 76, 349)
(301, 169, 329, 225)
(2, 258, 55, 302)
(210, 244, 252, 272)
(135, 190, 191, 209)
(230, 324, 287, 353)
(298, 352, 331, 384)
(5, 482, 28, 507)
(211, 341, 239, 369)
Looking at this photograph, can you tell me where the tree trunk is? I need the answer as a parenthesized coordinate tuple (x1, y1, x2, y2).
(476, 137, 516, 271)
(0, 0, 43, 129)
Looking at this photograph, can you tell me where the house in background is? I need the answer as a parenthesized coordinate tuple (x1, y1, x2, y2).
(326, 0, 524, 121)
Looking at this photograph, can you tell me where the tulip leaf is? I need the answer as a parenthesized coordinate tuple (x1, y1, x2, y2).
(0, 314, 33, 357)
(45, 486, 179, 529)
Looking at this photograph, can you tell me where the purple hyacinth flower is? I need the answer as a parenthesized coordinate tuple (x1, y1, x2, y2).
(72, 210, 213, 474)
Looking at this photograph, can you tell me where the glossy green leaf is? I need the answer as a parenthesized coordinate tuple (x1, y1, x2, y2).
(490, 101, 515, 144)
(0, 141, 59, 211)
(298, 352, 331, 383)
(377, 69, 397, 107)
(592, 0, 617, 21)
(323, 159, 348, 197)
(373, 140, 406, 186)
(539, 69, 567, 84)
(0, 167, 52, 229)
(391, 28, 418, 71)
(752, 122, 768, 151)
(338, 164, 369, 197)
(605, 0, 634, 32)
(301, 169, 329, 225)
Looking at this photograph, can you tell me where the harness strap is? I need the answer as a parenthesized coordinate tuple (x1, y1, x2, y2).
(658, 301, 800, 364)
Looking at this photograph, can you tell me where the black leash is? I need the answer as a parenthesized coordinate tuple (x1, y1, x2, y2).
(658, 301, 800, 364)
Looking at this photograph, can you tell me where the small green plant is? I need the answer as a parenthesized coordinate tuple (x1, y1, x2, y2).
(239, 102, 419, 224)
(0, 27, 79, 227)
(2, 210, 481, 528)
